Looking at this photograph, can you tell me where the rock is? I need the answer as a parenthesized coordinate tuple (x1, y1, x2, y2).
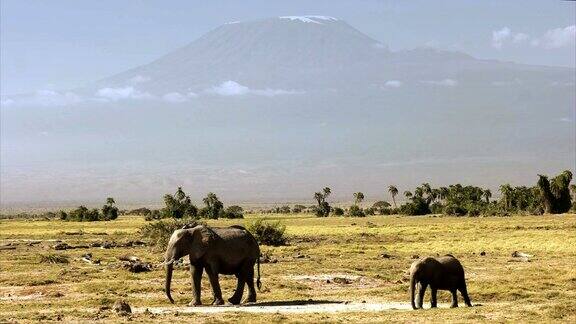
(293, 253, 306, 259)
(123, 261, 152, 273)
(511, 251, 533, 258)
(480, 251, 486, 256)
(89, 242, 102, 248)
(411, 255, 420, 259)
(112, 299, 131, 315)
(53, 242, 71, 250)
(332, 277, 352, 284)
(380, 253, 393, 259)
(101, 242, 115, 249)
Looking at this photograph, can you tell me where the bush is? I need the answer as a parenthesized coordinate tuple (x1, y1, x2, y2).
(364, 207, 375, 215)
(399, 197, 431, 216)
(332, 207, 345, 216)
(246, 219, 287, 246)
(292, 205, 306, 213)
(139, 219, 204, 250)
(221, 205, 244, 219)
(347, 205, 365, 217)
(443, 203, 467, 216)
(129, 208, 152, 216)
(39, 253, 69, 264)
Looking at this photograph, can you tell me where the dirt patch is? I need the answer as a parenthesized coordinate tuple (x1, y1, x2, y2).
(134, 301, 412, 314)
(285, 273, 380, 289)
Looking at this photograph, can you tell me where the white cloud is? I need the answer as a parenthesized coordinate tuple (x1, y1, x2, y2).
(492, 25, 575, 50)
(162, 92, 188, 103)
(492, 27, 511, 49)
(541, 25, 575, 49)
(512, 33, 529, 43)
(421, 79, 458, 87)
(128, 75, 151, 84)
(207, 80, 303, 97)
(0, 98, 15, 107)
(208, 81, 250, 96)
(96, 87, 153, 101)
(384, 80, 403, 88)
(2, 90, 84, 107)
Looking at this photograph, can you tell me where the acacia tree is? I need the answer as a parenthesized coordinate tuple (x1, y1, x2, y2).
(388, 185, 398, 208)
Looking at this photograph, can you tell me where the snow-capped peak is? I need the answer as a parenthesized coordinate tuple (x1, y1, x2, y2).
(278, 16, 338, 24)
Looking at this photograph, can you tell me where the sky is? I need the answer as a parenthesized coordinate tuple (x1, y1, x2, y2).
(1, 0, 575, 96)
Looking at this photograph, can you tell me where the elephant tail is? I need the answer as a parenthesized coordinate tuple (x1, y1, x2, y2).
(410, 273, 417, 310)
(256, 255, 262, 291)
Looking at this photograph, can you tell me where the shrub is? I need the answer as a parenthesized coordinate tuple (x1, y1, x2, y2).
(129, 208, 152, 216)
(139, 219, 205, 250)
(347, 205, 365, 217)
(292, 205, 306, 213)
(399, 197, 431, 216)
(222, 205, 244, 219)
(246, 219, 287, 246)
(39, 254, 69, 264)
(332, 207, 345, 216)
(364, 207, 375, 215)
(372, 201, 391, 214)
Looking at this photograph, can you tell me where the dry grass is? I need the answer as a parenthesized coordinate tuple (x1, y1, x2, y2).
(0, 213, 575, 323)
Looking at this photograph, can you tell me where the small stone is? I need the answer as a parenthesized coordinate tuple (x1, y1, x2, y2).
(411, 255, 420, 259)
(112, 299, 131, 315)
(480, 251, 486, 256)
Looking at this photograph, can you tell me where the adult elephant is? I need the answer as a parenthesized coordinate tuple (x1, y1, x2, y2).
(409, 254, 472, 309)
(164, 224, 261, 306)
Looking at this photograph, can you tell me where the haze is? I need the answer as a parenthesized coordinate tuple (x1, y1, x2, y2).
(0, 1, 575, 208)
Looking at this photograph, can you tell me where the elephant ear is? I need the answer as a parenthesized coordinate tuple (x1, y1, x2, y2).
(190, 225, 216, 259)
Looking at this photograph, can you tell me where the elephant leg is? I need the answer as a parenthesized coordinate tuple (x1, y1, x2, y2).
(430, 287, 438, 308)
(244, 264, 257, 303)
(417, 282, 427, 309)
(188, 264, 203, 306)
(459, 281, 472, 307)
(228, 274, 245, 305)
(205, 265, 224, 305)
(450, 289, 459, 308)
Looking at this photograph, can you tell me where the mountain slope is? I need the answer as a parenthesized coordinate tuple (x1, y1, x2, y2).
(1, 16, 574, 205)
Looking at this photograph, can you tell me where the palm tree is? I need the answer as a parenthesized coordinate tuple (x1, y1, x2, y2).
(388, 185, 398, 208)
(106, 197, 115, 206)
(404, 191, 413, 198)
(482, 189, 492, 203)
(353, 192, 365, 205)
(499, 184, 513, 209)
(175, 187, 186, 201)
(323, 187, 331, 198)
(421, 183, 432, 196)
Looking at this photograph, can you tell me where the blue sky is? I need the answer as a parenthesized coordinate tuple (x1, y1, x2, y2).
(1, 0, 575, 95)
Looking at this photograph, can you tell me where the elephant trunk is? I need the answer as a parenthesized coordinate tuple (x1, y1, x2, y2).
(165, 260, 175, 304)
(410, 274, 417, 310)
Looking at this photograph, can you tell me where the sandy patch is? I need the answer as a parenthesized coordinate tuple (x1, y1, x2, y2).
(284, 273, 380, 289)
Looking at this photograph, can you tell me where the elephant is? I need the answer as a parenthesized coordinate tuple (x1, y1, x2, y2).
(164, 224, 261, 306)
(409, 254, 472, 309)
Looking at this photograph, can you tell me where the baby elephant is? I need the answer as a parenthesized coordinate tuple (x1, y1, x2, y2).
(409, 254, 472, 309)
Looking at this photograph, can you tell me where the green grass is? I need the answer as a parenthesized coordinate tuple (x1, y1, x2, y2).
(0, 213, 575, 323)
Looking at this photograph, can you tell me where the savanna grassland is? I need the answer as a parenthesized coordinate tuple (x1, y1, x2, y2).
(1, 213, 575, 323)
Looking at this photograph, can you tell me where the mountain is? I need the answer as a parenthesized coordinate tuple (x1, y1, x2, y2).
(1, 16, 574, 206)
